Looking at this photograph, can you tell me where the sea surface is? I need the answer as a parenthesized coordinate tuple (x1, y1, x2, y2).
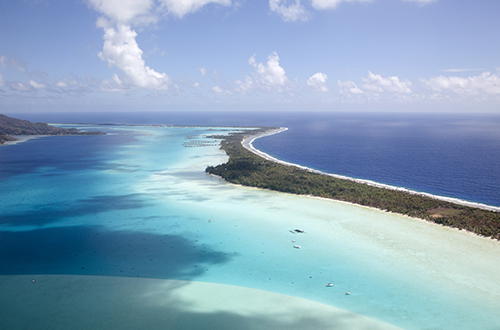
(14, 111, 500, 207)
(1, 111, 500, 329)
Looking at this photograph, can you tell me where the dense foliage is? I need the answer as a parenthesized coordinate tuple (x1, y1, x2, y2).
(206, 128, 500, 240)
(0, 114, 104, 144)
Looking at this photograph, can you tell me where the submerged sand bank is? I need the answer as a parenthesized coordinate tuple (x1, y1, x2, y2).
(242, 128, 500, 212)
(0, 275, 400, 330)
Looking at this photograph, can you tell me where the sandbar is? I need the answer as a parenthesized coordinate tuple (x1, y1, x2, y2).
(0, 275, 400, 330)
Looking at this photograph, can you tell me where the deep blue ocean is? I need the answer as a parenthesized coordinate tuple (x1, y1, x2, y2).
(13, 111, 500, 207)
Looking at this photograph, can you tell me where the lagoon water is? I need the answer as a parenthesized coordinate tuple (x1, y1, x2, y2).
(1, 112, 500, 329)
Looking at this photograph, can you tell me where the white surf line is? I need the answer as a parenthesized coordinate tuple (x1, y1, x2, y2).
(242, 127, 500, 213)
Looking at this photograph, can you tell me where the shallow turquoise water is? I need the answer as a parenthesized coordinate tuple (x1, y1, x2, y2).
(1, 125, 500, 329)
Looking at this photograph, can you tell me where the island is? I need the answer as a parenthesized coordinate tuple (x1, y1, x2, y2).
(0, 114, 105, 144)
(206, 127, 500, 240)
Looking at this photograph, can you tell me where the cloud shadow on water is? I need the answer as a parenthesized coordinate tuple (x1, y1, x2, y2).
(0, 194, 152, 227)
(0, 225, 231, 280)
(0, 275, 397, 330)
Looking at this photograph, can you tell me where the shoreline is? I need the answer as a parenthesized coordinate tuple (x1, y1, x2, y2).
(242, 127, 500, 213)
(2, 135, 49, 146)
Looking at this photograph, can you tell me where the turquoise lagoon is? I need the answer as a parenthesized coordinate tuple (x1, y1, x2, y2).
(1, 124, 500, 329)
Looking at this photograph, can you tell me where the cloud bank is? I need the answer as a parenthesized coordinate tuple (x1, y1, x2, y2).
(422, 72, 500, 95)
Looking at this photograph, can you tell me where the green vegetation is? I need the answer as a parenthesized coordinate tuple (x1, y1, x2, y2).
(206, 128, 500, 240)
(0, 114, 104, 144)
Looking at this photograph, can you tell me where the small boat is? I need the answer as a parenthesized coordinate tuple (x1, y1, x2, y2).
(326, 283, 334, 287)
(345, 287, 351, 295)
(293, 245, 301, 249)
(208, 219, 214, 222)
(294, 229, 306, 233)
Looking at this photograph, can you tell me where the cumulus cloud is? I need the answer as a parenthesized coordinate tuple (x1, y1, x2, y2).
(362, 71, 412, 93)
(0, 73, 4, 87)
(307, 72, 329, 91)
(422, 72, 500, 95)
(88, 0, 233, 91)
(337, 80, 363, 94)
(236, 51, 290, 92)
(97, 21, 169, 90)
(88, 0, 155, 24)
(250, 52, 289, 87)
(311, 0, 372, 10)
(199, 67, 207, 75)
(269, 0, 311, 22)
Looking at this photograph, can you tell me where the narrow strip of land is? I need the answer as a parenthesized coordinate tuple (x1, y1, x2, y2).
(206, 127, 500, 240)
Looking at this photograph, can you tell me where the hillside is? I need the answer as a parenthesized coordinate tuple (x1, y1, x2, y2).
(0, 114, 104, 144)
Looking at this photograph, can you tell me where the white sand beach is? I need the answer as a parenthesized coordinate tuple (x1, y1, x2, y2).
(242, 128, 500, 212)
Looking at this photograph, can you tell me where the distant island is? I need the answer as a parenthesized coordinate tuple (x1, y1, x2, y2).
(206, 128, 500, 240)
(0, 114, 105, 144)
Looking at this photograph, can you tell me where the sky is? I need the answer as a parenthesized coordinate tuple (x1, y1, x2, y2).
(0, 0, 499, 113)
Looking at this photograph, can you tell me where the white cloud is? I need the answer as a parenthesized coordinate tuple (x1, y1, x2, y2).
(234, 51, 291, 93)
(88, 0, 155, 23)
(338, 80, 363, 94)
(362, 71, 412, 93)
(0, 73, 4, 87)
(311, 0, 372, 10)
(249, 51, 289, 88)
(307, 72, 329, 91)
(28, 80, 46, 89)
(97, 22, 169, 90)
(199, 67, 207, 75)
(160, 0, 232, 18)
(269, 0, 311, 22)
(88, 0, 233, 91)
(422, 72, 500, 95)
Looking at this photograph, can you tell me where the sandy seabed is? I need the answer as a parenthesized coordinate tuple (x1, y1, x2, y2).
(0, 275, 400, 330)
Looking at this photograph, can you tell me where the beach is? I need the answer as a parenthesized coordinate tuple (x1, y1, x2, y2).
(242, 128, 500, 213)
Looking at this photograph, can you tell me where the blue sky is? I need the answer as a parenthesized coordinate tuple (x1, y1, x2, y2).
(0, 0, 499, 113)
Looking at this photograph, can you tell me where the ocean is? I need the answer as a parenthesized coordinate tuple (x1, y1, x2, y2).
(13, 111, 500, 207)
(1, 111, 500, 329)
